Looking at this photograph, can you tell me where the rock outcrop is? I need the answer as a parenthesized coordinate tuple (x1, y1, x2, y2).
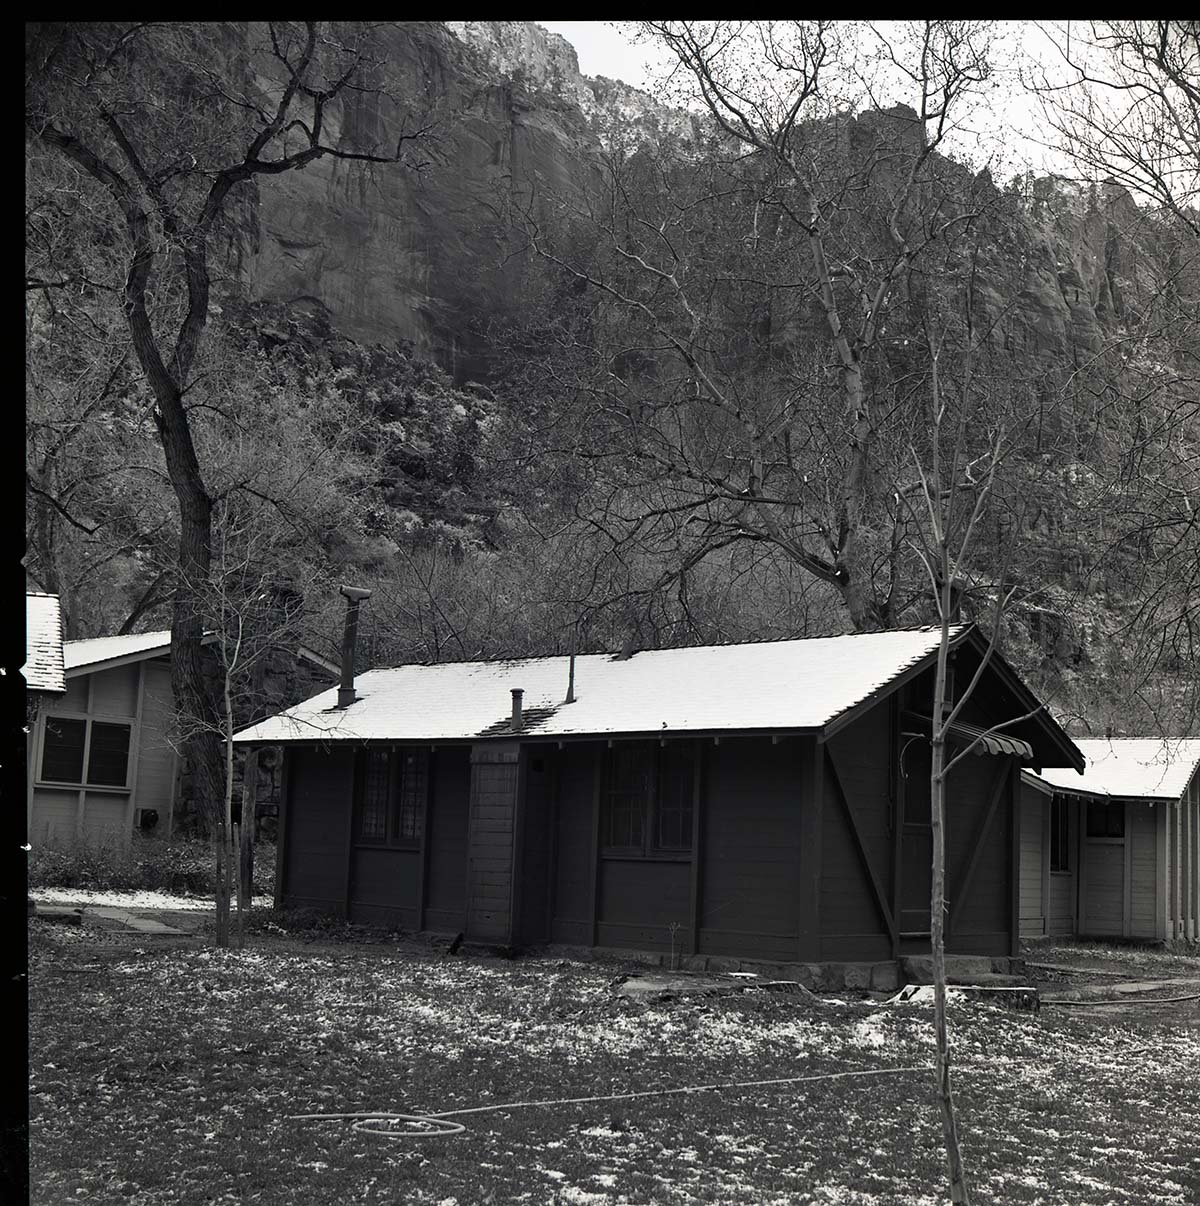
(232, 21, 1167, 382)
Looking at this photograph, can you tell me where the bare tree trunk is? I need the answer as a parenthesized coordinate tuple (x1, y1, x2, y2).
(215, 654, 236, 949)
(237, 748, 260, 944)
(931, 633, 971, 1204)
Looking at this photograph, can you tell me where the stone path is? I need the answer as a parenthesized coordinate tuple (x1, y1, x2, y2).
(84, 906, 188, 936)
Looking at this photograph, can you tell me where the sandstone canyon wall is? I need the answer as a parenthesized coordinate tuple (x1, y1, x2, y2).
(232, 21, 1168, 383)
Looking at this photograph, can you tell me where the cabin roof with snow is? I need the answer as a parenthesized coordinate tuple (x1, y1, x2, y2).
(1027, 738, 1200, 801)
(233, 624, 1084, 770)
(24, 592, 66, 694)
(63, 630, 172, 675)
(62, 629, 342, 679)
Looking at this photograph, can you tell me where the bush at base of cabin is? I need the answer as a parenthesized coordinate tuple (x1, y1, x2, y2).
(28, 835, 276, 896)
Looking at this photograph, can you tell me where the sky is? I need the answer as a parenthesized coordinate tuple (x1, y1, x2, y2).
(536, 21, 1084, 181)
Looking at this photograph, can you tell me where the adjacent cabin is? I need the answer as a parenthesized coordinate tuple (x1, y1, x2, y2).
(28, 631, 180, 846)
(1019, 739, 1200, 943)
(26, 628, 340, 847)
(236, 624, 1083, 970)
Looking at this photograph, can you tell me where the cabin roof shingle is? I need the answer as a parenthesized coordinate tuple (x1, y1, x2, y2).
(1028, 738, 1200, 801)
(236, 625, 979, 745)
(24, 592, 66, 694)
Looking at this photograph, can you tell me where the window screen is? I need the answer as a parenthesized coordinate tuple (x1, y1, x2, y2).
(41, 717, 87, 784)
(358, 751, 390, 842)
(395, 750, 427, 844)
(87, 722, 131, 787)
(603, 743, 652, 850)
(656, 743, 694, 851)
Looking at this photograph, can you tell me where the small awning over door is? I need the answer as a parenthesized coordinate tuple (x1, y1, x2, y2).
(948, 720, 1034, 761)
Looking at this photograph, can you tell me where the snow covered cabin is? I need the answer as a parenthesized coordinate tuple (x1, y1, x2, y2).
(236, 624, 1083, 970)
(1019, 740, 1200, 943)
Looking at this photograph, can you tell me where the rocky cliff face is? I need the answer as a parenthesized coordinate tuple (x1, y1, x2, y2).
(233, 22, 601, 378)
(233, 21, 1164, 382)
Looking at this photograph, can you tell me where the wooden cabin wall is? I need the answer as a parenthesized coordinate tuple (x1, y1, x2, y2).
(30, 659, 175, 849)
(944, 751, 1015, 955)
(135, 659, 177, 832)
(1128, 803, 1159, 939)
(423, 748, 470, 934)
(516, 750, 553, 945)
(282, 747, 354, 911)
(822, 711, 893, 962)
(549, 743, 599, 945)
(1048, 797, 1078, 936)
(1019, 780, 1047, 937)
(698, 737, 803, 961)
(465, 743, 519, 943)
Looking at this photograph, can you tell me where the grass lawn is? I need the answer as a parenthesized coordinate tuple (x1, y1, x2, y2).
(29, 921, 1200, 1205)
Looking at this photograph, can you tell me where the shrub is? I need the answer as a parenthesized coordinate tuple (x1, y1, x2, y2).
(28, 834, 277, 896)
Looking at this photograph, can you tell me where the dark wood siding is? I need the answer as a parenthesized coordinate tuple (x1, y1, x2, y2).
(945, 754, 1014, 956)
(517, 750, 553, 945)
(466, 744, 519, 943)
(283, 747, 354, 910)
(1019, 781, 1046, 936)
(597, 858, 691, 952)
(551, 743, 597, 945)
(823, 711, 893, 961)
(425, 747, 470, 933)
(699, 737, 802, 962)
(350, 847, 420, 926)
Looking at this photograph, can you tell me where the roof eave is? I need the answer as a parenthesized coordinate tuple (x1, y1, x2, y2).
(234, 725, 825, 746)
(65, 645, 172, 677)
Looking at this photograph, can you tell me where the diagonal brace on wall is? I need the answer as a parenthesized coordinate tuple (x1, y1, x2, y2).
(946, 760, 1011, 940)
(825, 747, 897, 946)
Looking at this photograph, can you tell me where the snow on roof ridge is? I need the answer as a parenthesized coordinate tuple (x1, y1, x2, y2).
(374, 623, 964, 672)
(234, 625, 961, 746)
(64, 628, 171, 647)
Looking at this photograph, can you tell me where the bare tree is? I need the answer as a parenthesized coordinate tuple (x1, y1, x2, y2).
(1030, 20, 1200, 236)
(516, 21, 1000, 632)
(25, 21, 435, 835)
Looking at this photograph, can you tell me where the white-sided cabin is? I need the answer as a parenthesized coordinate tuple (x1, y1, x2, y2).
(27, 631, 178, 847)
(1019, 739, 1200, 944)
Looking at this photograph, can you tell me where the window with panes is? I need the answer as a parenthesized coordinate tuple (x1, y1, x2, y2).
(40, 716, 132, 788)
(355, 749, 429, 846)
(601, 741, 695, 857)
(1086, 799, 1125, 838)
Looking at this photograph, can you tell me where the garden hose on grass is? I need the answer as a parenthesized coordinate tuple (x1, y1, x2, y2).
(291, 1064, 932, 1141)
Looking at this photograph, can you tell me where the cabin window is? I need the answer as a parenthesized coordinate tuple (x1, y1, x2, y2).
(355, 749, 428, 847)
(1086, 800, 1125, 839)
(602, 741, 695, 856)
(357, 751, 391, 843)
(1050, 796, 1070, 871)
(394, 750, 427, 845)
(40, 716, 131, 788)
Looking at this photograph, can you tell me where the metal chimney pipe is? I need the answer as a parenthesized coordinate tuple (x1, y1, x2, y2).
(511, 688, 524, 732)
(565, 653, 576, 704)
(337, 584, 373, 708)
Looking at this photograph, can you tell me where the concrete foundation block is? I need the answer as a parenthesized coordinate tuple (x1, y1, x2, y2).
(775, 963, 813, 988)
(871, 962, 900, 992)
(843, 963, 873, 990)
(707, 956, 742, 975)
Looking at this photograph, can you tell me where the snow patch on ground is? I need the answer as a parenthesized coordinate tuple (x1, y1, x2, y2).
(31, 888, 272, 912)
